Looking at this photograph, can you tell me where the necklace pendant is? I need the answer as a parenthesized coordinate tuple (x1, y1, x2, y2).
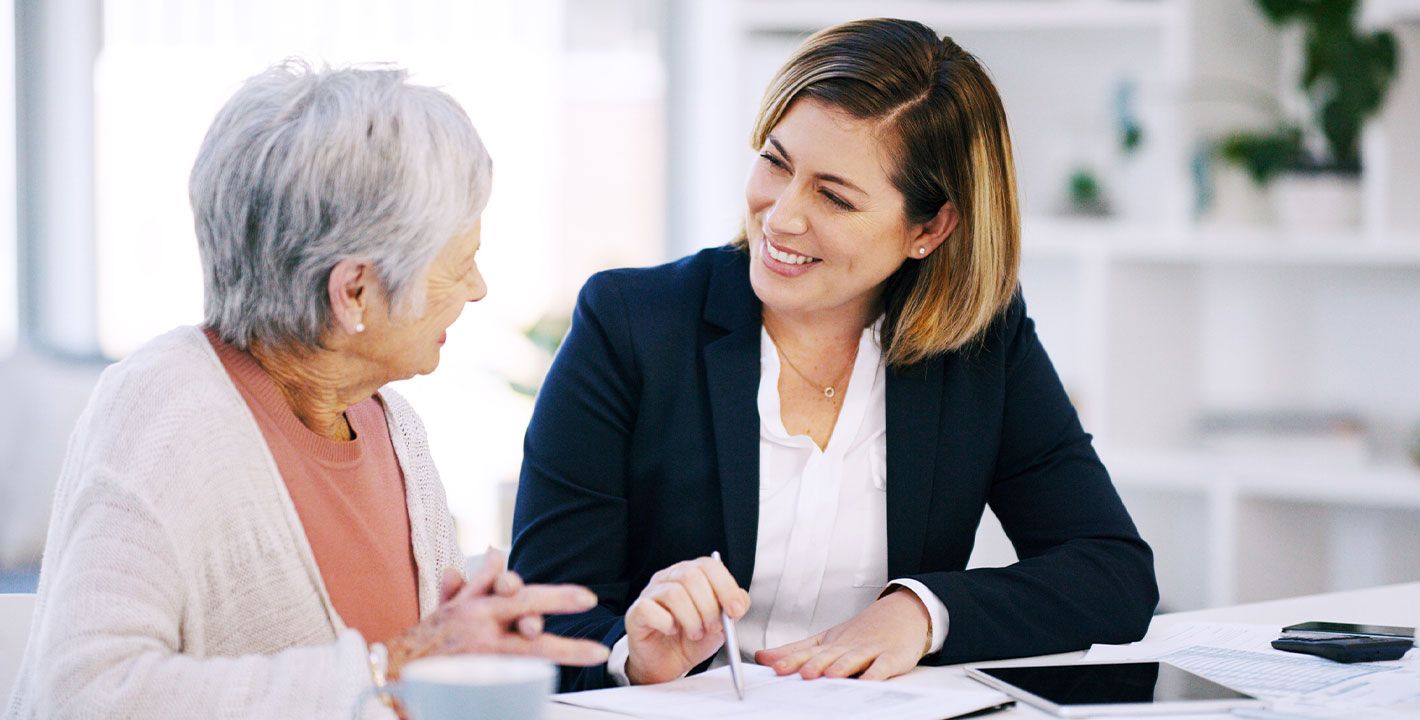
(824, 386, 835, 399)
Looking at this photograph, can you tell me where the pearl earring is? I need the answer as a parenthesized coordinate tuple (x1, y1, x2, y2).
(354, 322, 365, 333)
(917, 247, 927, 256)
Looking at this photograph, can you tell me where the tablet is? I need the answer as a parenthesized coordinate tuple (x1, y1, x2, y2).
(965, 662, 1265, 717)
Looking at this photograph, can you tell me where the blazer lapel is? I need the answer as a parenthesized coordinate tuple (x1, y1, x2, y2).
(885, 353, 945, 579)
(702, 250, 762, 588)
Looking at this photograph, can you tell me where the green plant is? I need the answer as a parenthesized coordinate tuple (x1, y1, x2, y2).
(1218, 0, 1398, 182)
(1218, 126, 1305, 185)
(1066, 168, 1110, 216)
(507, 313, 570, 398)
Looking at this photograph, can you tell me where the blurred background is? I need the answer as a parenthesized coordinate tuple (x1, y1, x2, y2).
(2, 0, 1418, 613)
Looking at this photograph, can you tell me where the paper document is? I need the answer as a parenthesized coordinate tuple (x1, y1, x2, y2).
(1086, 621, 1283, 658)
(553, 665, 1010, 720)
(1155, 645, 1395, 696)
(1086, 621, 1420, 713)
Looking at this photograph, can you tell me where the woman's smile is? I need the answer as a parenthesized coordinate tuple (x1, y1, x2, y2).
(761, 236, 822, 277)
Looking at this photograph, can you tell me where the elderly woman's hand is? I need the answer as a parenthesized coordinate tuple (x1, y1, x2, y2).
(386, 550, 610, 677)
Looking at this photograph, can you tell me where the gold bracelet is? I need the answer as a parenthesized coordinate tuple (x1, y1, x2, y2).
(367, 642, 394, 709)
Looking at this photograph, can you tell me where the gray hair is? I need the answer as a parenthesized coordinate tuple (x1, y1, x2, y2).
(190, 59, 492, 351)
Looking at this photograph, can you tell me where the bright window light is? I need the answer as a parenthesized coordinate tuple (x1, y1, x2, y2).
(0, 0, 17, 358)
(93, 0, 666, 550)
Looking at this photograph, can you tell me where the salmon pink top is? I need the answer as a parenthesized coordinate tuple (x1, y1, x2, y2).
(205, 327, 420, 645)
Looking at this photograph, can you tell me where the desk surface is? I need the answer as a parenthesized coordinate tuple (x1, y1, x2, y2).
(548, 582, 1420, 719)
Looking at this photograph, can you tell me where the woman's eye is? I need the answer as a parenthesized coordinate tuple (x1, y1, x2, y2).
(821, 190, 854, 211)
(759, 151, 786, 169)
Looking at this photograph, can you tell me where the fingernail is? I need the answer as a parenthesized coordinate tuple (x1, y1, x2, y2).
(581, 591, 598, 605)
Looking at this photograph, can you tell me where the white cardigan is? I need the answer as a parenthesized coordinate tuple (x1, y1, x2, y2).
(5, 327, 463, 720)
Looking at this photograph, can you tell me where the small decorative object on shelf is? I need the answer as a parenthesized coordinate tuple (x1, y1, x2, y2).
(1195, 409, 1370, 465)
(1064, 167, 1111, 217)
(1409, 421, 1420, 469)
(1059, 78, 1142, 219)
(1115, 79, 1144, 157)
(1215, 0, 1400, 231)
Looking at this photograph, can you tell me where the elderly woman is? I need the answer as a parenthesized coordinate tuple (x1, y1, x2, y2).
(5, 62, 607, 719)
(510, 18, 1159, 692)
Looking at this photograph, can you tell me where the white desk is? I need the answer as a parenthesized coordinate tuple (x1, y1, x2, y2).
(548, 581, 1420, 719)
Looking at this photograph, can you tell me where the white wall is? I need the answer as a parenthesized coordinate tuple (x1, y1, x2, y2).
(0, 353, 105, 566)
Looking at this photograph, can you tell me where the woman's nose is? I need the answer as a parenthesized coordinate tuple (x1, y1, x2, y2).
(763, 193, 808, 236)
(468, 271, 487, 303)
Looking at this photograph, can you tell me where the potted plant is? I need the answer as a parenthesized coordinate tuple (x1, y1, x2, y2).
(1216, 0, 1398, 230)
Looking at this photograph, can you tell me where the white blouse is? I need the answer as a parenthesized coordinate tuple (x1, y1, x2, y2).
(734, 322, 948, 660)
(607, 322, 947, 684)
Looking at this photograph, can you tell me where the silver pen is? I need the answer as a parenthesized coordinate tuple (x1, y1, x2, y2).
(712, 551, 746, 700)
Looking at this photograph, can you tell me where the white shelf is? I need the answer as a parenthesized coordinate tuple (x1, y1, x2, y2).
(1022, 218, 1420, 267)
(737, 0, 1184, 34)
(1106, 446, 1420, 509)
(1103, 445, 1420, 607)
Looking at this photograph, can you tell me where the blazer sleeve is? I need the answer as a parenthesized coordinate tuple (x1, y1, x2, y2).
(909, 295, 1159, 665)
(508, 272, 640, 692)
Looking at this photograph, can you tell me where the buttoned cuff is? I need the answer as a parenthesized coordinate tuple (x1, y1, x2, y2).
(887, 578, 949, 654)
(607, 633, 699, 686)
(607, 635, 632, 686)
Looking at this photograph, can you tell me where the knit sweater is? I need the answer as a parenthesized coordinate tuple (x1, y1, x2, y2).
(4, 326, 463, 720)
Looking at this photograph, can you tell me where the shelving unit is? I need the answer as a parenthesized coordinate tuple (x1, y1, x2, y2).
(1023, 219, 1420, 267)
(671, 0, 1420, 612)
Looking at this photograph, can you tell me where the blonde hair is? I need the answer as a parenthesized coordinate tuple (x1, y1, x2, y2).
(739, 18, 1020, 367)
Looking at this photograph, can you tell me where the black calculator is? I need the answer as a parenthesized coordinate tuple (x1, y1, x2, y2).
(1271, 632, 1415, 663)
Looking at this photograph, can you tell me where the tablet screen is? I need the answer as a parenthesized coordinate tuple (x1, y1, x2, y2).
(975, 662, 1254, 706)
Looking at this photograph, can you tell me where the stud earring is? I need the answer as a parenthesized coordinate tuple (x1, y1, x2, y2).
(917, 247, 927, 256)
(354, 322, 365, 333)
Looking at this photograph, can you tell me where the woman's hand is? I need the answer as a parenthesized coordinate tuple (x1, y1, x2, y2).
(434, 550, 545, 638)
(386, 550, 610, 678)
(624, 556, 751, 685)
(754, 588, 930, 681)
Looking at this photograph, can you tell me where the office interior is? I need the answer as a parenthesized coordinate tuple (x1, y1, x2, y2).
(2, 0, 1419, 618)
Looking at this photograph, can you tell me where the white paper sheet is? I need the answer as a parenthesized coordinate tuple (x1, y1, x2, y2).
(1085, 621, 1420, 712)
(553, 665, 1010, 720)
(1086, 622, 1283, 659)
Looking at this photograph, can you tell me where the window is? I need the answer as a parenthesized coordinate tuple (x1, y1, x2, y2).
(91, 0, 666, 550)
(1, 0, 17, 358)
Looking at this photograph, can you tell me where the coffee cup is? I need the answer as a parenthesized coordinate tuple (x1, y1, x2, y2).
(362, 654, 556, 720)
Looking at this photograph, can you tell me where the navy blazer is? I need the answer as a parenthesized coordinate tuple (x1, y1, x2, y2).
(510, 246, 1158, 692)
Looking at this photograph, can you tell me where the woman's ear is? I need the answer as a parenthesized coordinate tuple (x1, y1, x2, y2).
(327, 259, 373, 334)
(906, 202, 959, 260)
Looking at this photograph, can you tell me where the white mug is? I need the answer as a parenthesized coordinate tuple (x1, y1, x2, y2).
(361, 655, 556, 720)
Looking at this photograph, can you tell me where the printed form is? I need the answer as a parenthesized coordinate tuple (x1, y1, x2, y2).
(1086, 621, 1420, 717)
(553, 664, 1009, 720)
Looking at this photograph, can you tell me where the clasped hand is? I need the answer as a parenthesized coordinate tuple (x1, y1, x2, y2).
(624, 556, 930, 684)
(385, 548, 610, 678)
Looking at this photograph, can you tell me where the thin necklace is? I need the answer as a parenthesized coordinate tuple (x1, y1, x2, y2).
(772, 333, 859, 400)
